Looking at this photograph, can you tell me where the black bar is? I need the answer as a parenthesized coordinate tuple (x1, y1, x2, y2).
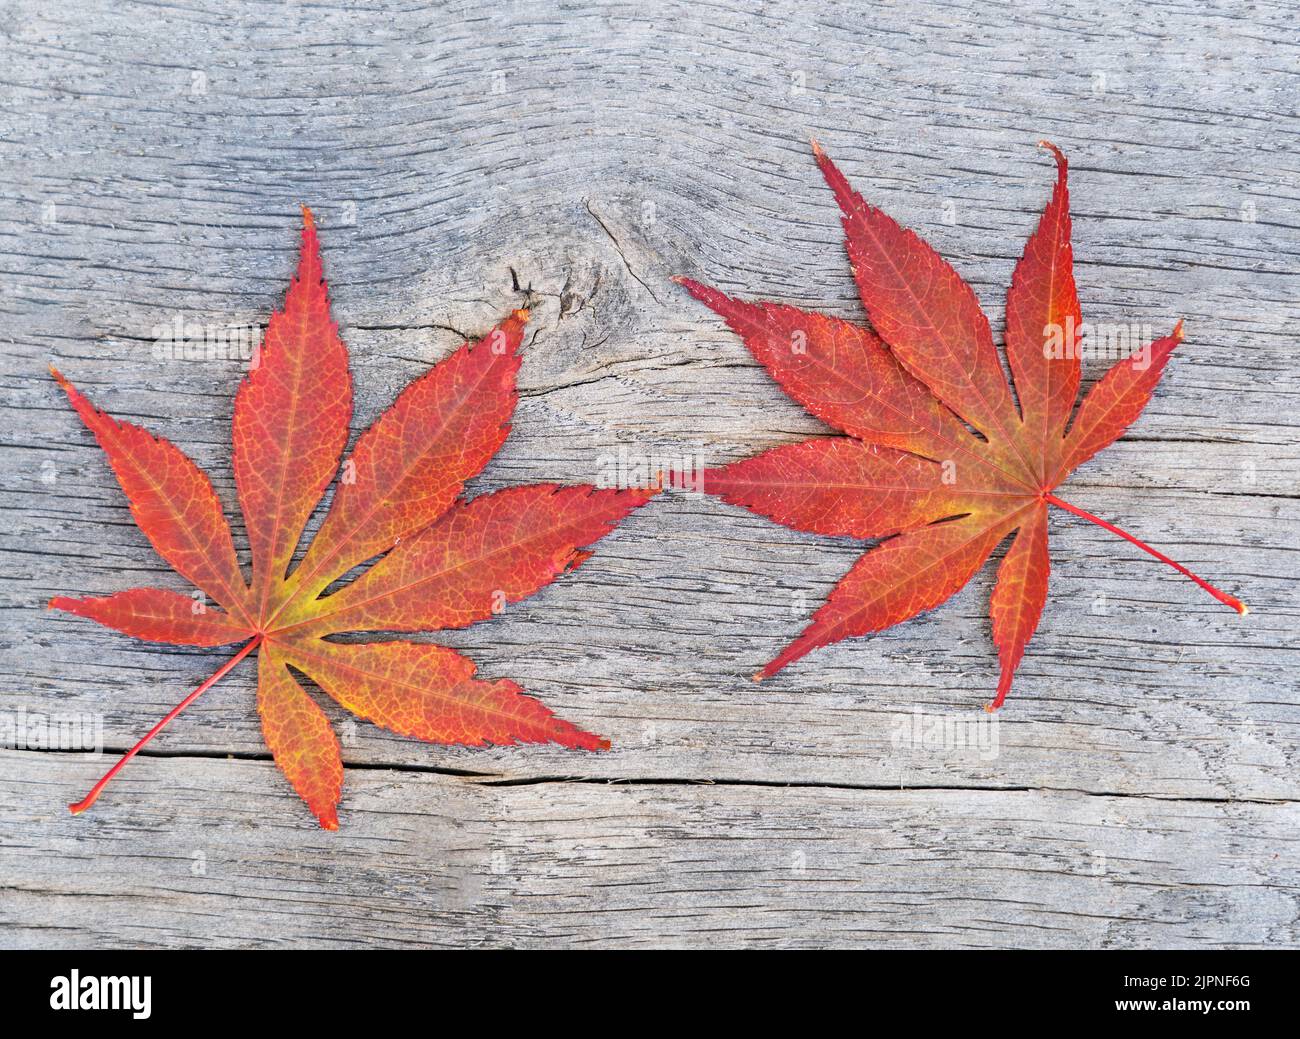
(0, 949, 1286, 1025)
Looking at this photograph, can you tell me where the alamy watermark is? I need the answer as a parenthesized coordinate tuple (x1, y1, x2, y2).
(890, 707, 999, 761)
(1044, 317, 1154, 371)
(50, 970, 150, 1019)
(594, 444, 706, 495)
(151, 313, 263, 363)
(0, 708, 103, 756)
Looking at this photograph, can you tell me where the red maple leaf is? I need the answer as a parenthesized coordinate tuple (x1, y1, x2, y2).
(51, 209, 655, 828)
(677, 141, 1245, 709)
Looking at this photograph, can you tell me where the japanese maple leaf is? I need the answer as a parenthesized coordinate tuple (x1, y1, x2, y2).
(50, 208, 655, 828)
(676, 141, 1245, 709)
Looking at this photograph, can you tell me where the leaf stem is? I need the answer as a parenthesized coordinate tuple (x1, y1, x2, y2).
(69, 636, 261, 816)
(1043, 493, 1247, 615)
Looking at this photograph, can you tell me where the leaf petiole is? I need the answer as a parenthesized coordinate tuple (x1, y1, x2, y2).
(1044, 493, 1247, 615)
(69, 636, 262, 816)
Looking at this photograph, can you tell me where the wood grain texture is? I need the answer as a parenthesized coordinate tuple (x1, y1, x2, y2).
(1, 0, 1297, 948)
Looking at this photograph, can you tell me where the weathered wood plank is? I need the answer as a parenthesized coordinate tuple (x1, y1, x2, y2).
(9, 484, 1296, 802)
(1, 0, 1297, 947)
(2, 752, 1296, 949)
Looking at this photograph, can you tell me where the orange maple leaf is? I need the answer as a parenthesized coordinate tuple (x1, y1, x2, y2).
(677, 141, 1245, 709)
(52, 209, 655, 827)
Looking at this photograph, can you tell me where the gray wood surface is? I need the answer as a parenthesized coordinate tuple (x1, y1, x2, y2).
(1, 0, 1296, 949)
